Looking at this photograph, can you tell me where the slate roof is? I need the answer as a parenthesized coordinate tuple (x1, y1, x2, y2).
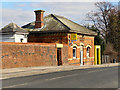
(1, 23, 28, 33)
(22, 14, 97, 36)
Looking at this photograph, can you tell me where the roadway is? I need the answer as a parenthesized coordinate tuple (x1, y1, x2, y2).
(2, 66, 119, 88)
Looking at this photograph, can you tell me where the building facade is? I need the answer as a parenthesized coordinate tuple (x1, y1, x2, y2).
(1, 10, 98, 69)
(22, 10, 97, 66)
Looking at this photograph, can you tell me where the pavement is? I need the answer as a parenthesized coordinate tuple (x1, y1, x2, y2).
(1, 63, 119, 80)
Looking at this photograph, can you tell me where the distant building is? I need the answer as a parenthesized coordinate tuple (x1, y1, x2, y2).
(0, 23, 28, 43)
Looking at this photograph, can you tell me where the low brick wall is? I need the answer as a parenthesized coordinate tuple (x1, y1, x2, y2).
(1, 42, 58, 69)
(62, 45, 68, 65)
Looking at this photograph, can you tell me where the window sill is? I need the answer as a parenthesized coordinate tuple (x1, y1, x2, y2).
(73, 57, 77, 60)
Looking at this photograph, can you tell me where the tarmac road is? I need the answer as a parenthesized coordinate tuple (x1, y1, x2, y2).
(2, 66, 119, 88)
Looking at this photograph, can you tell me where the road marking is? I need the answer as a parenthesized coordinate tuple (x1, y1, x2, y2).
(3, 83, 28, 88)
(3, 74, 79, 88)
(87, 69, 106, 73)
(87, 67, 118, 74)
(88, 70, 97, 73)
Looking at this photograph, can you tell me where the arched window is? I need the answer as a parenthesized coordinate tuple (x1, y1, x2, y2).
(73, 46, 77, 59)
(87, 47, 90, 58)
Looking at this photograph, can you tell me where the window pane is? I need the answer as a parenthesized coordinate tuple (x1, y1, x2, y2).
(87, 47, 90, 57)
(87, 47, 89, 53)
(73, 48, 76, 58)
(73, 49, 75, 57)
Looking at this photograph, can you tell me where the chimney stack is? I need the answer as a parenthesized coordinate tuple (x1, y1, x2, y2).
(34, 10, 45, 28)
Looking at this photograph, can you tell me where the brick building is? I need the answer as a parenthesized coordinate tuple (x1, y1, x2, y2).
(22, 10, 97, 66)
(1, 10, 97, 69)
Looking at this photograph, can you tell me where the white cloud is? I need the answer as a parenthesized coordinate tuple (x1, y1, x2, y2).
(1, 8, 34, 28)
(1, 1, 119, 30)
(0, 3, 2, 28)
(1, 2, 96, 28)
(30, 2, 96, 24)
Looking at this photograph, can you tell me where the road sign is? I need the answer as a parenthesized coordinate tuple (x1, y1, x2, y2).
(71, 33, 77, 41)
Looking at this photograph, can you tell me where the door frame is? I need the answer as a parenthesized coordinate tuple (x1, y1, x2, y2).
(80, 50, 83, 66)
(80, 45, 84, 66)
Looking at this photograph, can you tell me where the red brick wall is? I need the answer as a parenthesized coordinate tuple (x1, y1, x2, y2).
(28, 33, 68, 44)
(1, 42, 58, 69)
(62, 45, 68, 65)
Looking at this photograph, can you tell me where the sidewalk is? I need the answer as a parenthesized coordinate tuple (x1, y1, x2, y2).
(1, 63, 119, 80)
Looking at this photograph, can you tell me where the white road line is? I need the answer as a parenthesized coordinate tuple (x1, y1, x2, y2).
(3, 83, 28, 88)
(87, 67, 118, 74)
(3, 74, 79, 88)
(87, 69, 105, 73)
(87, 70, 97, 73)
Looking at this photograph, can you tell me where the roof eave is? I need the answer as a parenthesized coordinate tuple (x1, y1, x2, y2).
(29, 30, 69, 33)
(69, 30, 97, 36)
(15, 32, 29, 34)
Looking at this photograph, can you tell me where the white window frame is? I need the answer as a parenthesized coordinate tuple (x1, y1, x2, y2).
(73, 47, 76, 59)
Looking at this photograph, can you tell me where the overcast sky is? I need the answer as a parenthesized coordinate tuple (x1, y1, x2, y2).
(0, 0, 119, 29)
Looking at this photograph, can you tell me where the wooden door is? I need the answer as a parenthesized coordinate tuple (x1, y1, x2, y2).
(57, 48, 62, 66)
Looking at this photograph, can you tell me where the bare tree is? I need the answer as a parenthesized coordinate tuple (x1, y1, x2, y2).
(87, 1, 120, 62)
(107, 7, 120, 62)
(87, 2, 114, 43)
